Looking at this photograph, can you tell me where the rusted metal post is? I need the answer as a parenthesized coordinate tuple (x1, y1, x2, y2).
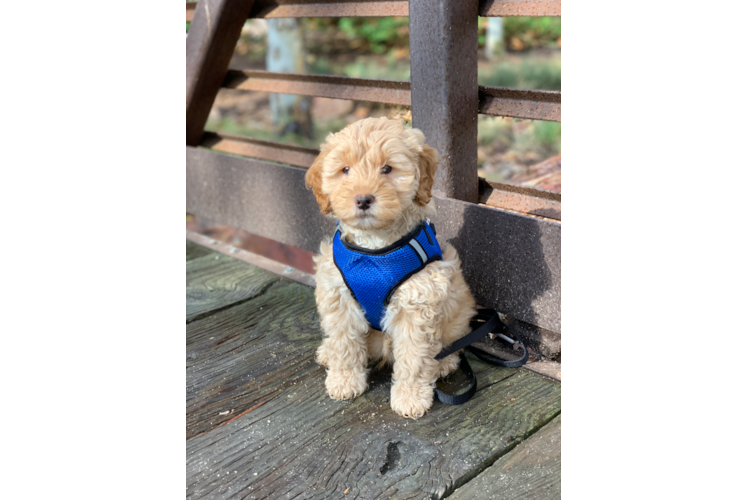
(409, 0, 479, 203)
(186, 0, 256, 146)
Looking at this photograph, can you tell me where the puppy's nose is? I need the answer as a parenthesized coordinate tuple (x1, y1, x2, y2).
(355, 194, 375, 211)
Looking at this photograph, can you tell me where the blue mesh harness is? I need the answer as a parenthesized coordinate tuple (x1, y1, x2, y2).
(332, 220, 443, 331)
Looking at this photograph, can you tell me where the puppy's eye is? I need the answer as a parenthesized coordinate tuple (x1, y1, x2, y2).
(381, 165, 392, 174)
(342, 166, 350, 175)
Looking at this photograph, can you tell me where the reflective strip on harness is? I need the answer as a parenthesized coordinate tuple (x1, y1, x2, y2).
(409, 239, 428, 263)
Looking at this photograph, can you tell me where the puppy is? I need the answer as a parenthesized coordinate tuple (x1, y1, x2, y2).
(305, 117, 476, 419)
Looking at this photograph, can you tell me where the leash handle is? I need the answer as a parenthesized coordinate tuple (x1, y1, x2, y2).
(436, 309, 529, 367)
(434, 352, 476, 406)
(468, 317, 529, 368)
(433, 309, 529, 406)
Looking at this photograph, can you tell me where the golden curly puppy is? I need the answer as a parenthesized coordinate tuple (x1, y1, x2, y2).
(305, 117, 476, 419)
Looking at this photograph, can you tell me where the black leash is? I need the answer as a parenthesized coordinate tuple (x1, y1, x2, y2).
(433, 309, 529, 405)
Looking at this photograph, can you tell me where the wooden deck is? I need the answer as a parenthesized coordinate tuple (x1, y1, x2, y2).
(186, 241, 561, 499)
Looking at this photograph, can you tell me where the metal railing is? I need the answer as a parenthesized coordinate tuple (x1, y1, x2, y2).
(187, 1, 562, 20)
(186, 0, 561, 350)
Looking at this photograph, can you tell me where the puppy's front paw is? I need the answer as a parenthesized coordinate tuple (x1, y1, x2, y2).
(325, 369, 368, 400)
(390, 381, 434, 419)
(436, 353, 460, 379)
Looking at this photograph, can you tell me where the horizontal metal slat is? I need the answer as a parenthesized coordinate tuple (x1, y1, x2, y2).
(479, 178, 560, 220)
(479, 87, 560, 122)
(250, 0, 408, 18)
(480, 0, 561, 17)
(188, 1, 560, 25)
(223, 70, 561, 121)
(186, 2, 196, 22)
(187, 146, 560, 332)
(223, 70, 411, 105)
(247, 0, 560, 18)
(201, 132, 319, 168)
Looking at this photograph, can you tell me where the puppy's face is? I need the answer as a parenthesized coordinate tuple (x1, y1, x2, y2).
(305, 117, 439, 230)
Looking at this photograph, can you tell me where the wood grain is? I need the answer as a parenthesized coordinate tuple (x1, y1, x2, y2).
(187, 253, 279, 322)
(187, 279, 322, 438)
(185, 245, 562, 499)
(186, 278, 520, 440)
(187, 366, 559, 499)
(187, 240, 214, 261)
(449, 415, 561, 499)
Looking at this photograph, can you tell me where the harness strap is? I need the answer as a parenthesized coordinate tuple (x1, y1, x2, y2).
(433, 309, 529, 406)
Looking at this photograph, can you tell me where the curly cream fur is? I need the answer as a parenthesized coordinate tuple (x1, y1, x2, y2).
(307, 117, 477, 419)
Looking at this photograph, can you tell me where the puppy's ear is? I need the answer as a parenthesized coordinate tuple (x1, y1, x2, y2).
(414, 143, 439, 206)
(305, 147, 332, 215)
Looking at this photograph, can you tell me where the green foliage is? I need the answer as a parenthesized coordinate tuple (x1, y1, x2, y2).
(502, 17, 561, 50)
(305, 17, 409, 55)
(477, 116, 561, 155)
(308, 52, 410, 80)
(205, 117, 351, 149)
(186, 21, 190, 33)
(512, 120, 560, 156)
(307, 57, 332, 75)
(304, 16, 559, 56)
(479, 59, 561, 90)
(532, 121, 561, 150)
(342, 57, 410, 80)
(477, 115, 560, 182)
(477, 116, 513, 148)
(337, 17, 409, 54)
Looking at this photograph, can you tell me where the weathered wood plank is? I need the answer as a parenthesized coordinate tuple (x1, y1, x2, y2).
(186, 276, 560, 499)
(186, 253, 280, 322)
(187, 277, 519, 439)
(185, 257, 561, 499)
(187, 279, 322, 438)
(187, 240, 214, 261)
(187, 365, 559, 499)
(449, 415, 561, 500)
